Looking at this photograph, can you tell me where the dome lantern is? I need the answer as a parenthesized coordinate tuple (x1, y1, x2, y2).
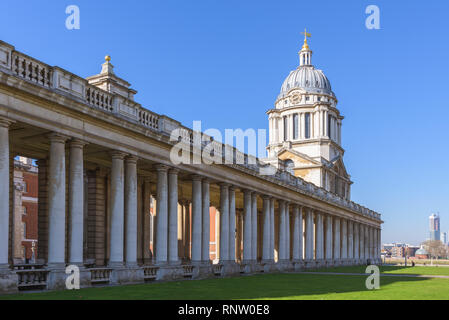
(299, 28, 312, 66)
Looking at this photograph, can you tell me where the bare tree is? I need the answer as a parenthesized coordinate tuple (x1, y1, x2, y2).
(422, 240, 447, 259)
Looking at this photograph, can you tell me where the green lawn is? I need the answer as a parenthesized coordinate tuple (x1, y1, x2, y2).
(308, 265, 449, 276)
(1, 272, 449, 300)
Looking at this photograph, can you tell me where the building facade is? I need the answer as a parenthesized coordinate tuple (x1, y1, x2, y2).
(0, 39, 382, 294)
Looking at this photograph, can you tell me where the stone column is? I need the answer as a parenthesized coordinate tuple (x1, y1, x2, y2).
(341, 218, 348, 261)
(347, 220, 354, 262)
(278, 200, 286, 261)
(251, 192, 258, 262)
(109, 152, 126, 265)
(325, 214, 333, 262)
(269, 198, 275, 261)
(243, 190, 252, 263)
(219, 183, 229, 262)
(0, 118, 13, 267)
(316, 212, 324, 260)
(370, 226, 374, 261)
(262, 196, 271, 261)
(183, 201, 191, 260)
(292, 205, 302, 261)
(333, 217, 341, 262)
(143, 178, 152, 264)
(124, 156, 138, 265)
(285, 203, 290, 261)
(354, 222, 360, 262)
(359, 224, 365, 263)
(47, 134, 68, 265)
(191, 175, 202, 263)
(201, 179, 210, 263)
(228, 186, 236, 262)
(305, 208, 314, 261)
(68, 139, 86, 265)
(364, 225, 369, 261)
(167, 168, 179, 264)
(155, 165, 168, 264)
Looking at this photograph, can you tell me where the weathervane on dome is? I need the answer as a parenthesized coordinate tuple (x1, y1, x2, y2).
(301, 28, 311, 50)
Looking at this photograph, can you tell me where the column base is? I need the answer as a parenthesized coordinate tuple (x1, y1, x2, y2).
(110, 264, 144, 285)
(0, 268, 18, 294)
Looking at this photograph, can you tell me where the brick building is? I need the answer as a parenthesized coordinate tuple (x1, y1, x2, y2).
(13, 157, 38, 263)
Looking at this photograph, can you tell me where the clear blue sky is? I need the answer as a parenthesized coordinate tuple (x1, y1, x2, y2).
(1, 0, 448, 245)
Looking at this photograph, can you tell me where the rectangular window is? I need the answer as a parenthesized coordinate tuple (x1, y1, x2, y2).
(283, 116, 288, 140)
(305, 113, 310, 139)
(23, 222, 27, 238)
(328, 114, 332, 139)
(293, 114, 298, 140)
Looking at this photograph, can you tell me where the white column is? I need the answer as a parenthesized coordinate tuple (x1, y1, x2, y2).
(370, 227, 374, 261)
(262, 196, 270, 261)
(333, 217, 341, 261)
(325, 214, 333, 261)
(285, 203, 290, 261)
(292, 205, 302, 261)
(251, 192, 258, 261)
(278, 200, 286, 261)
(316, 212, 324, 260)
(243, 190, 252, 262)
(219, 183, 229, 262)
(168, 168, 179, 264)
(201, 179, 210, 262)
(364, 225, 369, 260)
(341, 218, 348, 260)
(109, 151, 126, 265)
(347, 220, 354, 261)
(191, 175, 202, 263)
(48, 133, 68, 265)
(305, 208, 314, 260)
(125, 155, 138, 265)
(228, 186, 236, 262)
(269, 198, 275, 261)
(0, 118, 13, 267)
(155, 165, 168, 264)
(360, 224, 365, 261)
(143, 178, 152, 264)
(68, 140, 86, 265)
(354, 222, 360, 261)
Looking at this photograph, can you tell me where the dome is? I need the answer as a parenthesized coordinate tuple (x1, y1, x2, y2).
(279, 65, 334, 98)
(415, 248, 429, 255)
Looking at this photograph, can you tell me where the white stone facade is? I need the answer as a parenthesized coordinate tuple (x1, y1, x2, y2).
(0, 40, 382, 294)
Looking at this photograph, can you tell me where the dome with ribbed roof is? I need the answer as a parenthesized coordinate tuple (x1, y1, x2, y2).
(280, 66, 333, 96)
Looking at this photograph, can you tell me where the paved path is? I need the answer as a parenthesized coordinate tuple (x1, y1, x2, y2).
(299, 272, 449, 279)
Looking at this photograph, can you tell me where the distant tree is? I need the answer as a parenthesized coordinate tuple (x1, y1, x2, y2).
(422, 240, 447, 259)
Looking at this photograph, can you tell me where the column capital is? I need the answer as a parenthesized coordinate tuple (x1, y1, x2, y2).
(110, 150, 127, 160)
(0, 117, 15, 128)
(262, 194, 271, 200)
(154, 163, 169, 172)
(168, 167, 180, 175)
(242, 188, 253, 195)
(228, 184, 236, 191)
(191, 174, 203, 181)
(47, 132, 70, 143)
(69, 138, 88, 149)
(125, 155, 139, 164)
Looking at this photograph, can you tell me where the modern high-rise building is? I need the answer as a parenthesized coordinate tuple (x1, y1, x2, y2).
(429, 213, 440, 241)
(442, 232, 448, 245)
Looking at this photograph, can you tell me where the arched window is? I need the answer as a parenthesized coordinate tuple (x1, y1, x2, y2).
(293, 114, 298, 140)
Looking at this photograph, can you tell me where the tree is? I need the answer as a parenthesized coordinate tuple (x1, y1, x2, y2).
(422, 240, 447, 259)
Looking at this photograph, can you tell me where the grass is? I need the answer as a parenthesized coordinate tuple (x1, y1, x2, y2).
(1, 271, 449, 300)
(308, 265, 449, 276)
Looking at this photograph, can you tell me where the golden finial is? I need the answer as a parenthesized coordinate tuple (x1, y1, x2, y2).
(301, 28, 311, 50)
(105, 55, 111, 62)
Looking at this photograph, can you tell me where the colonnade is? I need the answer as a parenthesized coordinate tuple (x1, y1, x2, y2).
(0, 117, 381, 273)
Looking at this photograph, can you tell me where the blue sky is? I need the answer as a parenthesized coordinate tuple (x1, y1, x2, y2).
(1, 0, 448, 245)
